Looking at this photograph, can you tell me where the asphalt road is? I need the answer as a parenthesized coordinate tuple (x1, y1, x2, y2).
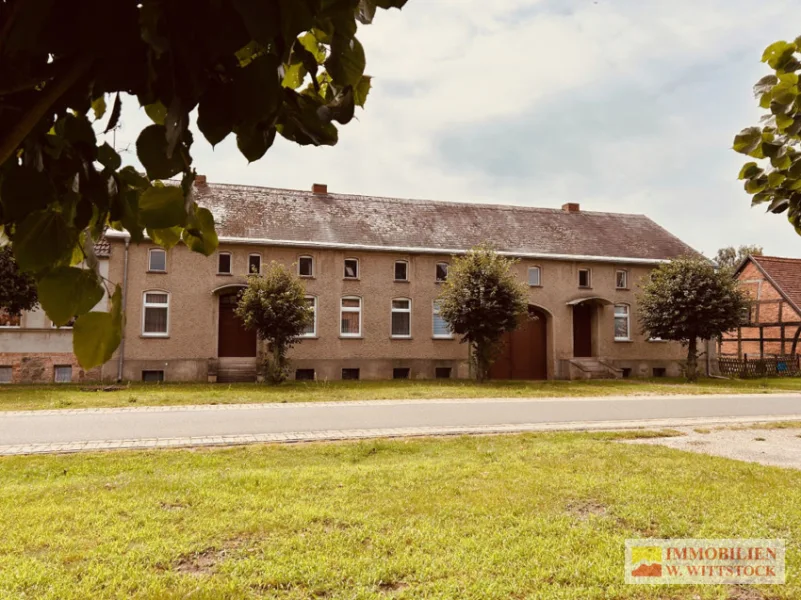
(2, 394, 801, 446)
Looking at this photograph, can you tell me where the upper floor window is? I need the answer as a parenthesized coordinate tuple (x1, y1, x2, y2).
(391, 298, 412, 338)
(616, 269, 628, 289)
(578, 268, 591, 288)
(436, 262, 449, 282)
(248, 254, 262, 274)
(432, 301, 453, 339)
(0, 310, 20, 328)
(142, 291, 169, 337)
(394, 260, 409, 281)
(302, 296, 317, 337)
(148, 248, 166, 272)
(340, 297, 362, 336)
(218, 252, 232, 275)
(614, 304, 630, 341)
(528, 266, 541, 287)
(299, 256, 314, 278)
(344, 258, 359, 279)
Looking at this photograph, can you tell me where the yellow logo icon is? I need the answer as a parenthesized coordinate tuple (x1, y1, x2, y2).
(631, 547, 662, 564)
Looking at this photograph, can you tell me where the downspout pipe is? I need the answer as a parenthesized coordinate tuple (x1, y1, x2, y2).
(116, 238, 130, 382)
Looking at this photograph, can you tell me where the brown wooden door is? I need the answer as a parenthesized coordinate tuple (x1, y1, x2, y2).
(218, 294, 257, 358)
(489, 307, 548, 380)
(573, 303, 593, 357)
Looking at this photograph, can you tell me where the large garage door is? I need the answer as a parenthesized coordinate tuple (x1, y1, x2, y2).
(488, 306, 548, 380)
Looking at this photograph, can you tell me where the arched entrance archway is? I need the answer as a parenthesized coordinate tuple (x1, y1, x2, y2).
(489, 305, 548, 380)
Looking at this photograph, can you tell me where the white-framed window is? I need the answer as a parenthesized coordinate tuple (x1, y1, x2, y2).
(298, 256, 314, 277)
(614, 304, 630, 341)
(394, 261, 409, 281)
(344, 258, 359, 279)
(248, 253, 262, 274)
(142, 291, 169, 337)
(616, 269, 628, 290)
(432, 301, 453, 339)
(391, 298, 412, 338)
(54, 365, 73, 383)
(148, 248, 167, 272)
(217, 252, 232, 274)
(340, 297, 362, 337)
(0, 310, 20, 328)
(528, 266, 541, 287)
(0, 366, 11, 383)
(435, 262, 449, 282)
(578, 268, 591, 288)
(302, 296, 317, 337)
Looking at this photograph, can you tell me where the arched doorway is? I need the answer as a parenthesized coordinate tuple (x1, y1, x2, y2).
(489, 306, 548, 380)
(218, 291, 257, 358)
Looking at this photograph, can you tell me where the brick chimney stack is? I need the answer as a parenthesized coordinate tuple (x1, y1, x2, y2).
(312, 183, 328, 195)
(562, 202, 580, 213)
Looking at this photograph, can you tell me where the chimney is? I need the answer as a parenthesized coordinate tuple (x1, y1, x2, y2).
(312, 183, 328, 195)
(194, 174, 207, 187)
(562, 202, 580, 213)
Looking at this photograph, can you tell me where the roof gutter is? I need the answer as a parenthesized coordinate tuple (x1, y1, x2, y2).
(103, 230, 672, 265)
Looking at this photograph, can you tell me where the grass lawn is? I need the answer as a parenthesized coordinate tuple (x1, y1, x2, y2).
(2, 376, 801, 412)
(0, 431, 798, 599)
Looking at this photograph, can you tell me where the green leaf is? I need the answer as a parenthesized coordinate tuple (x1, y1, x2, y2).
(146, 226, 182, 250)
(73, 285, 123, 369)
(139, 185, 186, 229)
(762, 40, 798, 70)
(145, 101, 168, 125)
(325, 86, 355, 124)
(761, 140, 785, 158)
(38, 267, 104, 325)
(182, 207, 219, 256)
(771, 152, 792, 170)
(777, 113, 795, 131)
(733, 127, 762, 155)
(104, 93, 122, 133)
(0, 166, 56, 222)
(754, 74, 779, 96)
(738, 162, 762, 180)
(233, 54, 281, 127)
(768, 197, 790, 214)
(353, 75, 371, 107)
(97, 142, 121, 171)
(12, 210, 75, 272)
(118, 166, 149, 191)
(357, 0, 377, 24)
(197, 83, 234, 147)
(235, 124, 277, 162)
(91, 95, 106, 120)
(282, 61, 307, 89)
(745, 177, 768, 194)
(325, 35, 366, 86)
(768, 171, 787, 187)
(299, 32, 325, 63)
(136, 125, 187, 180)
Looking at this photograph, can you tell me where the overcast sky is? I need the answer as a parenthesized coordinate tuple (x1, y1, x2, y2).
(107, 0, 801, 258)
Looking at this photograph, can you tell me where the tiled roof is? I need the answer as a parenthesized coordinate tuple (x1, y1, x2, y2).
(751, 256, 801, 312)
(93, 236, 111, 257)
(191, 183, 698, 261)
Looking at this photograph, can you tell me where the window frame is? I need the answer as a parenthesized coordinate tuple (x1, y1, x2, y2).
(390, 297, 412, 338)
(217, 251, 233, 275)
(528, 266, 542, 287)
(578, 268, 592, 289)
(432, 300, 453, 339)
(340, 296, 362, 338)
(394, 260, 409, 282)
(615, 269, 628, 290)
(614, 303, 631, 341)
(298, 255, 314, 278)
(142, 290, 170, 338)
(344, 257, 359, 280)
(435, 262, 449, 282)
(301, 295, 317, 338)
(247, 253, 262, 275)
(148, 248, 167, 273)
(54, 365, 73, 383)
(0, 366, 11, 384)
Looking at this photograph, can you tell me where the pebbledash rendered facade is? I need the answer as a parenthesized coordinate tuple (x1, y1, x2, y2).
(0, 180, 701, 384)
(99, 180, 698, 383)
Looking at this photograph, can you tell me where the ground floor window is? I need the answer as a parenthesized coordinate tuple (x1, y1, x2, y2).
(342, 368, 360, 380)
(295, 369, 315, 381)
(143, 292, 169, 336)
(341, 297, 362, 337)
(652, 367, 666, 378)
(142, 370, 165, 382)
(302, 296, 317, 337)
(614, 304, 630, 341)
(54, 365, 72, 383)
(393, 367, 410, 380)
(391, 298, 411, 338)
(432, 302, 452, 338)
(0, 366, 11, 384)
(435, 367, 452, 379)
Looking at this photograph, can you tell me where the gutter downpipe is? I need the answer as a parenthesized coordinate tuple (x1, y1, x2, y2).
(116, 238, 130, 382)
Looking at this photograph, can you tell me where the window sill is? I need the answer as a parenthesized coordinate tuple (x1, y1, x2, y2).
(300, 335, 319, 340)
(432, 336, 455, 340)
(614, 338, 633, 343)
(147, 270, 167, 274)
(141, 334, 170, 339)
(343, 278, 360, 282)
(394, 280, 410, 283)
(616, 287, 630, 291)
(578, 286, 592, 290)
(299, 275, 315, 280)
(339, 335, 363, 339)
(217, 273, 233, 276)
(391, 336, 412, 340)
(529, 284, 542, 288)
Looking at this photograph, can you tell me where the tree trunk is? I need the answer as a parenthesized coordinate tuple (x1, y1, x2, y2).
(686, 337, 698, 382)
(473, 342, 489, 383)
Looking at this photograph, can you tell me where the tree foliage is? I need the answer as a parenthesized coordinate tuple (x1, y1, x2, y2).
(0, 246, 37, 316)
(734, 38, 801, 231)
(437, 245, 529, 383)
(0, 0, 407, 368)
(637, 256, 749, 381)
(235, 262, 313, 384)
(714, 245, 763, 272)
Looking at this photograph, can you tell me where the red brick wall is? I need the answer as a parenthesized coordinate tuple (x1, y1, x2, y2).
(0, 353, 101, 384)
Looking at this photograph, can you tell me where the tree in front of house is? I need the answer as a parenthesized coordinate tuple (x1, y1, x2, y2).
(0, 247, 37, 322)
(437, 245, 529, 383)
(235, 262, 313, 384)
(714, 245, 763, 271)
(637, 256, 749, 382)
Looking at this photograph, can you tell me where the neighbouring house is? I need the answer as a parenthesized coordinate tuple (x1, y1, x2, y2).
(1, 181, 700, 383)
(0, 238, 112, 384)
(720, 255, 801, 358)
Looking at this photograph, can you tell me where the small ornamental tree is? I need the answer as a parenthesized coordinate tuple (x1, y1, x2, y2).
(637, 256, 749, 382)
(437, 245, 529, 382)
(235, 262, 313, 384)
(0, 247, 37, 317)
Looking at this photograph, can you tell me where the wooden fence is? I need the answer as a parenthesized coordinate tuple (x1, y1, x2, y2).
(718, 354, 801, 378)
